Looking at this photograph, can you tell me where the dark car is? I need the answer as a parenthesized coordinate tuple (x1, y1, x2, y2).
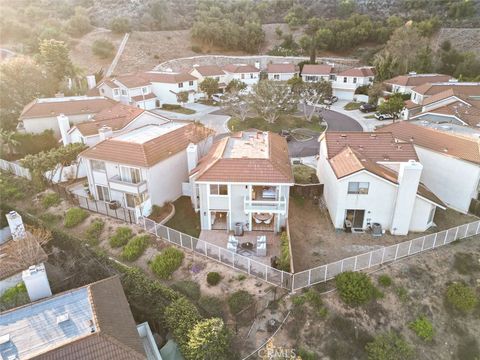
(279, 129, 292, 142)
(359, 103, 377, 113)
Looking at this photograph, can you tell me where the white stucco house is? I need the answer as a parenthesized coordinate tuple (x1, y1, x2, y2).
(380, 121, 480, 213)
(222, 64, 260, 88)
(301, 64, 335, 82)
(384, 73, 453, 94)
(331, 67, 375, 101)
(189, 130, 294, 234)
(266, 63, 298, 81)
(317, 132, 445, 235)
(148, 71, 199, 105)
(79, 123, 213, 217)
(190, 65, 228, 93)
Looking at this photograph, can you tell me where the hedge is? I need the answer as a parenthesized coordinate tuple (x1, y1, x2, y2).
(335, 271, 381, 306)
(228, 290, 253, 315)
(64, 207, 89, 228)
(109, 227, 133, 248)
(207, 272, 221, 286)
(84, 219, 104, 246)
(121, 235, 150, 261)
(149, 247, 184, 279)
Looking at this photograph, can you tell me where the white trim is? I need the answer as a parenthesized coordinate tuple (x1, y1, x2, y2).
(411, 111, 467, 126)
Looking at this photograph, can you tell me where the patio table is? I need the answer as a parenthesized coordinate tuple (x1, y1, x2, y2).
(253, 213, 272, 222)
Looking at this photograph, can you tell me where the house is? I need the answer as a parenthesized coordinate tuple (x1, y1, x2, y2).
(384, 73, 453, 94)
(222, 64, 260, 88)
(332, 67, 375, 101)
(266, 63, 297, 81)
(79, 123, 213, 218)
(0, 276, 162, 359)
(64, 103, 171, 147)
(190, 65, 228, 93)
(317, 132, 445, 235)
(379, 121, 480, 213)
(18, 96, 116, 137)
(301, 64, 335, 82)
(189, 130, 294, 234)
(147, 71, 199, 105)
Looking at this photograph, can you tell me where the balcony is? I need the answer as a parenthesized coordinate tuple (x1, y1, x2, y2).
(244, 196, 287, 214)
(109, 175, 147, 195)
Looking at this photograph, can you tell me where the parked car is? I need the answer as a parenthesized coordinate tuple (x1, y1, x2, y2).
(323, 96, 338, 105)
(374, 112, 395, 120)
(211, 93, 224, 102)
(359, 103, 377, 113)
(279, 129, 292, 142)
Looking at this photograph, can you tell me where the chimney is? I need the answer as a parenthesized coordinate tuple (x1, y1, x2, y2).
(22, 263, 52, 302)
(186, 143, 198, 173)
(408, 71, 417, 75)
(57, 114, 71, 146)
(98, 126, 113, 141)
(86, 75, 97, 90)
(391, 160, 423, 235)
(6, 211, 26, 241)
(254, 61, 260, 70)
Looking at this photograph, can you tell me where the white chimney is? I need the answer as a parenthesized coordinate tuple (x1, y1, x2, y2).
(254, 61, 260, 70)
(186, 143, 198, 173)
(98, 126, 113, 141)
(6, 211, 26, 241)
(408, 71, 417, 75)
(22, 263, 52, 302)
(86, 75, 97, 90)
(391, 160, 423, 235)
(57, 114, 71, 146)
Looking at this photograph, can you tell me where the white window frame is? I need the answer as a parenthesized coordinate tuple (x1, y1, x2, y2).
(113, 89, 120, 96)
(189, 80, 194, 86)
(347, 182, 369, 195)
(273, 74, 280, 80)
(96, 185, 110, 202)
(142, 87, 148, 94)
(178, 82, 184, 88)
(353, 77, 357, 84)
(210, 184, 228, 196)
(121, 89, 127, 96)
(120, 166, 142, 184)
(343, 77, 347, 83)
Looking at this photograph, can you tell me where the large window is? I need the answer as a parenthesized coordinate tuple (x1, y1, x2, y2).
(91, 160, 106, 172)
(96, 185, 110, 202)
(210, 184, 228, 195)
(121, 89, 127, 95)
(353, 77, 357, 84)
(113, 89, 119, 96)
(120, 166, 141, 184)
(348, 182, 369, 194)
(343, 77, 347, 83)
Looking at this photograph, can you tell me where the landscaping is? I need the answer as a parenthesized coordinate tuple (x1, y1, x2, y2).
(344, 101, 361, 110)
(41, 192, 61, 208)
(228, 114, 326, 133)
(148, 203, 172, 223)
(161, 104, 196, 115)
(64, 207, 89, 228)
(165, 196, 201, 237)
(121, 234, 150, 261)
(150, 246, 185, 279)
(84, 219, 104, 246)
(0, 282, 29, 311)
(292, 164, 318, 184)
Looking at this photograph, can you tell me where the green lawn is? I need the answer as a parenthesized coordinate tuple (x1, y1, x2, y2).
(228, 114, 326, 133)
(165, 196, 201, 238)
(344, 102, 361, 111)
(161, 104, 196, 115)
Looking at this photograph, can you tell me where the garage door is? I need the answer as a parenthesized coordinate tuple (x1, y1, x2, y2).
(333, 89, 355, 101)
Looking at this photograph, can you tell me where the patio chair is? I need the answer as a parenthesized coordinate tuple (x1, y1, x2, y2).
(264, 215, 273, 225)
(254, 217, 262, 224)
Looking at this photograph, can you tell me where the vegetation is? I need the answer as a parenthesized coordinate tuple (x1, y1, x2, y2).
(164, 297, 201, 349)
(150, 247, 184, 279)
(335, 271, 381, 306)
(92, 39, 115, 59)
(293, 165, 317, 184)
(344, 102, 361, 111)
(378, 94, 404, 119)
(171, 280, 201, 301)
(292, 289, 328, 318)
(453, 252, 480, 275)
(109, 227, 133, 248)
(409, 316, 434, 341)
(161, 104, 195, 114)
(109, 17, 132, 33)
(378, 275, 392, 287)
(229, 114, 324, 133)
(148, 203, 172, 223)
(41, 193, 61, 209)
(65, 6, 92, 37)
(84, 219, 104, 246)
(198, 296, 224, 318)
(249, 80, 297, 124)
(445, 282, 478, 313)
(165, 196, 201, 237)
(185, 318, 232, 360)
(199, 78, 219, 99)
(121, 235, 150, 261)
(277, 231, 291, 272)
(365, 332, 414, 360)
(228, 290, 253, 315)
(64, 207, 89, 228)
(0, 282, 29, 311)
(207, 272, 221, 286)
(11, 131, 58, 158)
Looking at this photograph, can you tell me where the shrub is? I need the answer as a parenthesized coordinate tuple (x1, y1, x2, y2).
(198, 296, 224, 318)
(191, 45, 202, 53)
(207, 272, 221, 286)
(149, 247, 184, 279)
(121, 235, 150, 261)
(446, 282, 478, 313)
(162, 103, 182, 110)
(395, 286, 409, 303)
(365, 332, 413, 360)
(378, 274, 392, 287)
(292, 289, 328, 318)
(84, 219, 104, 246)
(171, 280, 201, 301)
(164, 297, 201, 345)
(13, 130, 58, 157)
(297, 348, 318, 360)
(277, 231, 291, 271)
(335, 271, 380, 306)
(409, 316, 434, 341)
(38, 212, 61, 225)
(228, 290, 253, 315)
(41, 193, 60, 208)
(64, 207, 89, 228)
(109, 17, 131, 33)
(92, 39, 115, 59)
(344, 102, 361, 110)
(185, 318, 232, 359)
(0, 282, 29, 311)
(109, 227, 133, 248)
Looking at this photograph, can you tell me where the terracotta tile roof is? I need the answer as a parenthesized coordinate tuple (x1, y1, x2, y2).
(223, 64, 260, 73)
(404, 99, 422, 109)
(324, 132, 418, 162)
(146, 71, 197, 84)
(111, 73, 151, 88)
(80, 123, 213, 167)
(192, 131, 293, 183)
(192, 65, 225, 76)
(337, 67, 375, 77)
(267, 63, 296, 73)
(380, 121, 480, 165)
(301, 64, 334, 75)
(20, 97, 117, 119)
(416, 100, 480, 127)
(412, 82, 480, 96)
(385, 74, 452, 87)
(131, 93, 157, 102)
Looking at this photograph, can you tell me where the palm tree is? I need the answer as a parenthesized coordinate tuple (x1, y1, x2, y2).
(0, 130, 20, 158)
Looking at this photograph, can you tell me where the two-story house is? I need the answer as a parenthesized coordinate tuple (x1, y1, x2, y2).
(266, 63, 297, 81)
(147, 71, 199, 105)
(79, 123, 213, 218)
(190, 65, 228, 94)
(384, 73, 453, 94)
(301, 64, 335, 82)
(222, 64, 260, 89)
(332, 67, 375, 101)
(317, 132, 445, 235)
(189, 130, 294, 234)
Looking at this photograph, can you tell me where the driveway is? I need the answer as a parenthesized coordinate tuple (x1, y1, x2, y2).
(329, 101, 395, 131)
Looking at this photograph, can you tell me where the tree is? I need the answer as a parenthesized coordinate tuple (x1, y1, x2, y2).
(221, 93, 249, 122)
(338, 0, 356, 18)
(373, 51, 399, 82)
(37, 39, 74, 88)
(304, 18, 321, 63)
(164, 297, 201, 348)
(65, 7, 92, 37)
(176, 91, 189, 105)
(225, 79, 247, 94)
(0, 130, 20, 157)
(185, 318, 232, 360)
(199, 78, 219, 100)
(367, 83, 385, 105)
(109, 17, 132, 33)
(365, 332, 414, 360)
(92, 39, 115, 59)
(297, 80, 332, 122)
(378, 93, 404, 121)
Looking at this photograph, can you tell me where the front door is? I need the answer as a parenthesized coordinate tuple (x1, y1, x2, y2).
(346, 209, 365, 229)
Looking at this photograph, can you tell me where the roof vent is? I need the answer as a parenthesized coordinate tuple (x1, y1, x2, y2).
(57, 313, 70, 324)
(0, 334, 10, 345)
(340, 134, 347, 138)
(410, 137, 414, 142)
(443, 148, 448, 153)
(370, 134, 377, 138)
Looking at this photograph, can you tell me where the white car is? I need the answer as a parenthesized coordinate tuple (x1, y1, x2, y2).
(374, 112, 395, 121)
(212, 93, 224, 102)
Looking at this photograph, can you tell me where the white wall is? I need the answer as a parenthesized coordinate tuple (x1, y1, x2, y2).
(410, 198, 436, 232)
(23, 114, 94, 136)
(151, 80, 198, 105)
(267, 73, 296, 81)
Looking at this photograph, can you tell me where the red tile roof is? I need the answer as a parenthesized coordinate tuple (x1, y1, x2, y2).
(191, 65, 225, 76)
(301, 64, 334, 75)
(337, 67, 375, 77)
(131, 93, 157, 102)
(412, 82, 480, 96)
(267, 63, 297, 73)
(223, 64, 260, 73)
(146, 71, 198, 84)
(415, 100, 480, 127)
(110, 73, 151, 88)
(385, 74, 452, 87)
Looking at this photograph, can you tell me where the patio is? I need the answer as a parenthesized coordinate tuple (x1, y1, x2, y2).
(199, 230, 281, 266)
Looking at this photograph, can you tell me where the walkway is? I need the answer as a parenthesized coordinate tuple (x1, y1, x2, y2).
(106, 33, 130, 77)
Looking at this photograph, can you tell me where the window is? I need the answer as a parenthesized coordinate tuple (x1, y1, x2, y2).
(101, 88, 105, 94)
(330, 74, 336, 81)
(91, 160, 106, 172)
(210, 184, 228, 195)
(305, 75, 316, 82)
(369, 77, 373, 82)
(189, 81, 194, 86)
(348, 182, 369, 194)
(343, 77, 347, 83)
(121, 89, 127, 95)
(273, 74, 280, 80)
(120, 166, 141, 184)
(250, 73, 254, 79)
(125, 193, 136, 208)
(241, 74, 245, 79)
(142, 87, 148, 94)
(215, 76, 220, 81)
(125, 192, 148, 208)
(96, 185, 110, 202)
(113, 89, 119, 96)
(178, 82, 184, 88)
(353, 77, 357, 84)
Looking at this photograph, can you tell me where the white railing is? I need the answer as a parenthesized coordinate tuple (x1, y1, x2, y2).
(0, 159, 31, 180)
(244, 196, 287, 213)
(141, 217, 292, 289)
(291, 220, 480, 291)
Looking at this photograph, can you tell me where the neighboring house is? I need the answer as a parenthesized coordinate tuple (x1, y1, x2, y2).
(148, 71, 199, 105)
(189, 130, 294, 234)
(65, 103, 171, 147)
(0, 276, 162, 359)
(317, 132, 445, 235)
(266, 63, 298, 81)
(332, 67, 375, 101)
(380, 121, 480, 213)
(18, 96, 116, 137)
(301, 64, 335, 82)
(190, 65, 228, 93)
(79, 123, 213, 218)
(222, 64, 260, 88)
(384, 73, 453, 94)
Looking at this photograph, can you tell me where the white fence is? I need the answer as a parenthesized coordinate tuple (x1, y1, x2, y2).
(291, 220, 480, 291)
(141, 217, 292, 289)
(0, 159, 31, 180)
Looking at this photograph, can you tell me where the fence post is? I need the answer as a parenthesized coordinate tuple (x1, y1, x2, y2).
(218, 246, 221, 260)
(248, 258, 251, 275)
(407, 240, 413, 255)
(264, 264, 267, 281)
(204, 241, 207, 256)
(443, 229, 449, 245)
(394, 244, 399, 260)
(421, 237, 425, 251)
(281, 271, 284, 288)
(369, 251, 373, 267)
(477, 222, 480, 235)
(324, 265, 328, 282)
(454, 226, 459, 241)
(308, 269, 311, 286)
(433, 233, 438, 248)
(353, 255, 358, 271)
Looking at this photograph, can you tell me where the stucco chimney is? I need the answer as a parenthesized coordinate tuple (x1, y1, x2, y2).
(6, 211, 26, 241)
(186, 143, 198, 173)
(22, 263, 52, 302)
(57, 114, 71, 146)
(98, 126, 113, 141)
(86, 75, 97, 90)
(254, 61, 260, 70)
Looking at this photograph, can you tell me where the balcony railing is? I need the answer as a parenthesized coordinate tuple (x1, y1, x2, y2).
(109, 175, 148, 195)
(244, 196, 287, 213)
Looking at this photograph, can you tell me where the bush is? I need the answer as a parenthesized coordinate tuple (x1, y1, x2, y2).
(191, 45, 203, 53)
(228, 290, 253, 315)
(335, 271, 380, 306)
(13, 130, 58, 157)
(365, 332, 413, 360)
(109, 17, 131, 33)
(409, 316, 434, 341)
(378, 274, 392, 287)
(164, 297, 201, 346)
(292, 289, 328, 318)
(344, 102, 361, 110)
(171, 280, 201, 301)
(121, 235, 150, 261)
(92, 39, 115, 59)
(84, 219, 104, 246)
(41, 193, 60, 209)
(395, 286, 409, 303)
(64, 207, 89, 228)
(277, 231, 291, 271)
(149, 247, 184, 279)
(0, 282, 29, 311)
(207, 272, 221, 286)
(198, 296, 224, 318)
(446, 282, 478, 313)
(185, 318, 232, 359)
(162, 103, 182, 110)
(109, 227, 133, 248)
